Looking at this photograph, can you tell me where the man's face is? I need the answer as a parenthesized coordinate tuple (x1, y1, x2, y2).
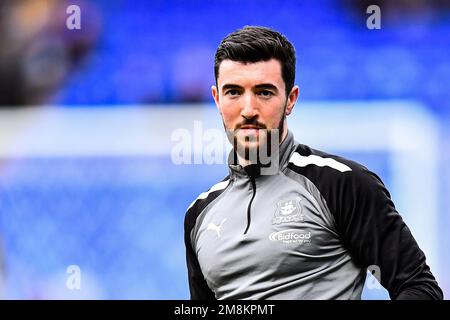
(212, 58, 298, 161)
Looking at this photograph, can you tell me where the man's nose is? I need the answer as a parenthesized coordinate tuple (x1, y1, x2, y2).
(240, 94, 258, 120)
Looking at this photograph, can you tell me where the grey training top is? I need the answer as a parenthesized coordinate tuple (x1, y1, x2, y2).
(184, 131, 442, 300)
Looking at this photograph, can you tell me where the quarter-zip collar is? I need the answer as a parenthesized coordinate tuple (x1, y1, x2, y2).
(227, 130, 296, 179)
(226, 130, 296, 235)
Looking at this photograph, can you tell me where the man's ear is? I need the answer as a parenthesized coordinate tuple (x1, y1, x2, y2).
(211, 85, 221, 114)
(285, 85, 299, 116)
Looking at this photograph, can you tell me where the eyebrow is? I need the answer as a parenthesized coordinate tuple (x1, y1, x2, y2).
(254, 84, 279, 93)
(221, 84, 242, 92)
(221, 83, 279, 93)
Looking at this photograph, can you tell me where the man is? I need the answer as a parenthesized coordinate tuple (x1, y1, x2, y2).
(184, 26, 443, 300)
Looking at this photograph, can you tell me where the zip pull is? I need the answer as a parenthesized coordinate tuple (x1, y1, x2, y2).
(243, 164, 261, 235)
(244, 176, 256, 234)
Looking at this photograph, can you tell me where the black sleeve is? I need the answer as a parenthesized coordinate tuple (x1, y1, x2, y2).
(184, 210, 216, 300)
(333, 167, 443, 300)
(183, 177, 230, 300)
(184, 236, 216, 299)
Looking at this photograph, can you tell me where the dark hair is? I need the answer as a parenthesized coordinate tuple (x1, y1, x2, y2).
(214, 26, 296, 96)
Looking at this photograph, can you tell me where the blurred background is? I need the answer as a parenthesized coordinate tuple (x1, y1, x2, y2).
(0, 0, 449, 299)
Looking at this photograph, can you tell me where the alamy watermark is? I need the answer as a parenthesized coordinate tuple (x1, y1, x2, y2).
(366, 264, 382, 290)
(66, 5, 81, 30)
(66, 265, 81, 290)
(171, 121, 281, 175)
(366, 5, 381, 30)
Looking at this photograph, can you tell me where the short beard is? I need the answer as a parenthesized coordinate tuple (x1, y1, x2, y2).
(226, 102, 287, 164)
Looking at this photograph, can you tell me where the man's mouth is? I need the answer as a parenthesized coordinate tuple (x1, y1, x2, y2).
(239, 126, 262, 135)
(240, 125, 261, 130)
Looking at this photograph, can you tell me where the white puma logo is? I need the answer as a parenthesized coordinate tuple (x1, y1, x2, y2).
(207, 218, 227, 238)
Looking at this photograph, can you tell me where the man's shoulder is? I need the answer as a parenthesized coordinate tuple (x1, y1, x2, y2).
(287, 143, 382, 189)
(184, 176, 231, 221)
